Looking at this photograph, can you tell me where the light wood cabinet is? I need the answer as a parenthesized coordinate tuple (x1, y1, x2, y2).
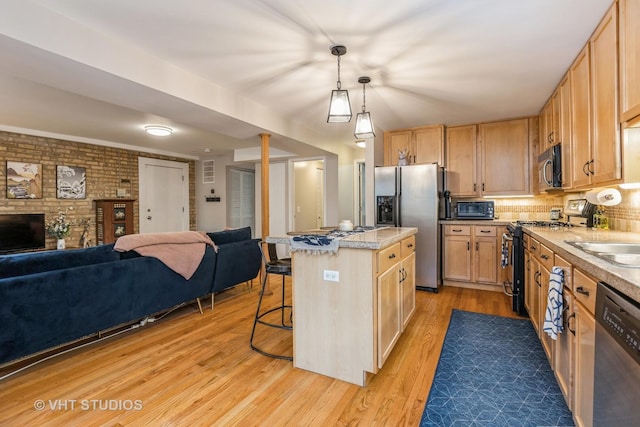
(443, 225, 502, 287)
(445, 124, 478, 197)
(479, 118, 531, 196)
(400, 237, 416, 330)
(559, 74, 573, 189)
(94, 198, 135, 245)
(377, 250, 402, 368)
(619, 0, 640, 123)
(383, 125, 444, 166)
(553, 254, 574, 411)
(540, 91, 560, 152)
(573, 268, 596, 427)
(571, 5, 621, 188)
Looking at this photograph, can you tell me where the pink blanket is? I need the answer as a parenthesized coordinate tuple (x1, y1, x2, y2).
(114, 231, 216, 280)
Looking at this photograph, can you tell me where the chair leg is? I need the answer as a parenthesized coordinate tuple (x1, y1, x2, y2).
(196, 298, 203, 314)
(211, 293, 215, 311)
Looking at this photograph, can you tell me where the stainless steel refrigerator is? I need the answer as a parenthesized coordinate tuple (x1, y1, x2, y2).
(374, 164, 445, 291)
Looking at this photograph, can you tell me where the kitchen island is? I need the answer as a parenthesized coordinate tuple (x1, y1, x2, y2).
(267, 227, 417, 386)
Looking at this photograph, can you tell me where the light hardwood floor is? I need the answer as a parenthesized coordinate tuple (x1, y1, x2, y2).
(0, 279, 520, 426)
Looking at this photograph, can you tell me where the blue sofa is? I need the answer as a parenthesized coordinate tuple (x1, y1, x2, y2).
(0, 227, 261, 365)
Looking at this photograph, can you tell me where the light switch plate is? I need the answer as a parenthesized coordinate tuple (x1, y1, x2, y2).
(323, 270, 339, 282)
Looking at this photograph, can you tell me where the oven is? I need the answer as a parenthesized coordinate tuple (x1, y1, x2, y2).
(504, 223, 526, 315)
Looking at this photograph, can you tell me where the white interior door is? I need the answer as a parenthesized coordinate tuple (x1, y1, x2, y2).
(138, 157, 189, 233)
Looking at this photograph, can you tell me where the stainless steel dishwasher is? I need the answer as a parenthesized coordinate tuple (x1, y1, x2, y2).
(593, 282, 640, 426)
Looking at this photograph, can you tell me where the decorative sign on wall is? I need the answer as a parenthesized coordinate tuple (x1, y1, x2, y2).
(6, 161, 42, 199)
(56, 165, 86, 199)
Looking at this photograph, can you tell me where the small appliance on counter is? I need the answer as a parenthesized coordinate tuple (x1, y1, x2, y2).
(564, 198, 596, 227)
(455, 200, 495, 219)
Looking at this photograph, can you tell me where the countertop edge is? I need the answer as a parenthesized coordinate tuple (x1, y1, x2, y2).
(266, 227, 418, 251)
(523, 227, 640, 304)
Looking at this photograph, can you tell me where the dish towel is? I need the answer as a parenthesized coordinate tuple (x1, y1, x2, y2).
(290, 235, 340, 254)
(543, 266, 565, 340)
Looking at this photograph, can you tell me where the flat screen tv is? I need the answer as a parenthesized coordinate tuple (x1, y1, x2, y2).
(0, 213, 46, 254)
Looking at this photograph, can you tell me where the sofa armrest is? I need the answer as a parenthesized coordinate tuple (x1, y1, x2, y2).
(212, 238, 261, 293)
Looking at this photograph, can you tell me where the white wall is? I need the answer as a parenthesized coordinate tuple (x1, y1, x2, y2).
(195, 153, 233, 232)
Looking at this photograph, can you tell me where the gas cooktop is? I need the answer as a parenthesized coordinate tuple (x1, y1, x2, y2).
(512, 220, 574, 228)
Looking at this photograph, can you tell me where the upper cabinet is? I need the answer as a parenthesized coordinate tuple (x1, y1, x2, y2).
(619, 0, 640, 123)
(558, 74, 573, 190)
(540, 90, 560, 153)
(445, 118, 535, 197)
(446, 124, 478, 197)
(383, 125, 444, 166)
(479, 118, 532, 196)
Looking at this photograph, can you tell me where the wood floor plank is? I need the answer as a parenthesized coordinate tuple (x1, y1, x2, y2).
(0, 281, 519, 426)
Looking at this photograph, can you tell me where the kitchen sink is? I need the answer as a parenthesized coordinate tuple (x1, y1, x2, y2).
(565, 241, 640, 267)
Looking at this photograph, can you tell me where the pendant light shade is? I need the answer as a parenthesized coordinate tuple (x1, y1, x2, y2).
(327, 45, 352, 123)
(354, 76, 375, 139)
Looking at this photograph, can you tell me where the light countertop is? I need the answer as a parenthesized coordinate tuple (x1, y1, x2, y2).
(266, 227, 417, 250)
(522, 226, 640, 304)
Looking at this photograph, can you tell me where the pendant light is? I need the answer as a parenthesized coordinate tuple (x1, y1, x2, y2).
(354, 76, 375, 139)
(327, 45, 352, 123)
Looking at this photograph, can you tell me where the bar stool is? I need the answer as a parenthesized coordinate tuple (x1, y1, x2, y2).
(250, 241, 293, 361)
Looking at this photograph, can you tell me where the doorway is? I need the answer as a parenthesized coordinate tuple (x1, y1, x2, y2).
(138, 157, 189, 233)
(293, 160, 324, 231)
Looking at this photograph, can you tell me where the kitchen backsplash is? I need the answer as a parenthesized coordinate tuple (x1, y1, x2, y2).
(493, 188, 640, 232)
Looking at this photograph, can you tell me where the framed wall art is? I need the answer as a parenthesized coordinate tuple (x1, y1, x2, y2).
(6, 161, 43, 199)
(56, 165, 86, 199)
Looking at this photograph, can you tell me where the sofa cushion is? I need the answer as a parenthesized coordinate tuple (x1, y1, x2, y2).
(206, 226, 252, 245)
(0, 244, 118, 279)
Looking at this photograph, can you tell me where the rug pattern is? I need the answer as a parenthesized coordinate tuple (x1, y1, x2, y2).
(420, 310, 574, 427)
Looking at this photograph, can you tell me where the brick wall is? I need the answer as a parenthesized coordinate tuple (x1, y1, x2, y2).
(1, 130, 196, 249)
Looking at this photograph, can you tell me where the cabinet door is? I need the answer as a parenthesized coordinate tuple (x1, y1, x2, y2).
(446, 125, 478, 197)
(474, 235, 497, 283)
(540, 100, 553, 152)
(574, 301, 595, 427)
(377, 264, 401, 369)
(590, 5, 621, 185)
(530, 258, 541, 334)
(480, 118, 530, 195)
(400, 252, 416, 330)
(620, 0, 640, 122)
(414, 125, 444, 165)
(384, 131, 412, 166)
(524, 250, 532, 313)
(570, 45, 592, 187)
(559, 75, 573, 189)
(555, 288, 574, 410)
(538, 265, 554, 366)
(443, 235, 471, 281)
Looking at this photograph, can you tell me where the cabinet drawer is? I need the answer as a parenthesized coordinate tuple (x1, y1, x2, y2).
(538, 243, 554, 271)
(474, 226, 496, 237)
(378, 243, 401, 274)
(444, 225, 471, 236)
(529, 238, 540, 258)
(401, 235, 416, 258)
(573, 268, 597, 315)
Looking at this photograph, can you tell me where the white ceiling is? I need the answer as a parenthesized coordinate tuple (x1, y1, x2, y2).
(0, 0, 613, 159)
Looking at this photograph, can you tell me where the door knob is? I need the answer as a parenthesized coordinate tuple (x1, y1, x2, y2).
(147, 216, 152, 220)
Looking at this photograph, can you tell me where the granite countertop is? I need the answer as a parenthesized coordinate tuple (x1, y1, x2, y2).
(266, 227, 418, 250)
(522, 226, 640, 304)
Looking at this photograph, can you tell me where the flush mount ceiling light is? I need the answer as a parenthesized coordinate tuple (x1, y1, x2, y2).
(354, 76, 375, 139)
(144, 125, 173, 136)
(355, 139, 366, 148)
(327, 44, 352, 123)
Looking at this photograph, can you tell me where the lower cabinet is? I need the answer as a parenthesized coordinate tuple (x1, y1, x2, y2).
(553, 254, 575, 411)
(573, 268, 597, 427)
(443, 224, 505, 288)
(377, 236, 416, 369)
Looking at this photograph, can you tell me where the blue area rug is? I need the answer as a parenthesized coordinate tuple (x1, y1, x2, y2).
(420, 310, 574, 427)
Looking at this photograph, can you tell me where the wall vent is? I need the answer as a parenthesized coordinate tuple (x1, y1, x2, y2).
(202, 160, 215, 184)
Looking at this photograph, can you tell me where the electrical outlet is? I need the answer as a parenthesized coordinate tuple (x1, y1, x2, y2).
(323, 270, 339, 282)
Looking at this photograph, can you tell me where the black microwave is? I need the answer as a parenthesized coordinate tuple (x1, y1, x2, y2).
(456, 201, 495, 219)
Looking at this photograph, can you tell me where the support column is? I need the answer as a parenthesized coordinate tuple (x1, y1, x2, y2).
(260, 133, 272, 295)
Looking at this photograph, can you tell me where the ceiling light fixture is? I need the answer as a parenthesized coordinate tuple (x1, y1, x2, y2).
(144, 125, 173, 136)
(354, 76, 375, 139)
(327, 44, 352, 123)
(355, 139, 366, 148)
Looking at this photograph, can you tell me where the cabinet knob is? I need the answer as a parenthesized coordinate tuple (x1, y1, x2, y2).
(541, 254, 549, 260)
(388, 253, 396, 259)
